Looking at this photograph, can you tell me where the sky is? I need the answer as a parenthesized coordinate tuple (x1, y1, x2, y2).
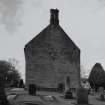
(0, 0, 105, 80)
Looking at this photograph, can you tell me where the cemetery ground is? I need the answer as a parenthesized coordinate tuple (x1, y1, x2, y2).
(6, 88, 105, 105)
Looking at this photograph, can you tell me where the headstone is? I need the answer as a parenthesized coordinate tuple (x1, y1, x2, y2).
(65, 76, 70, 92)
(76, 87, 88, 104)
(29, 84, 36, 95)
(99, 87, 105, 101)
(64, 90, 73, 99)
(19, 79, 25, 88)
(90, 88, 95, 95)
(57, 83, 64, 93)
(64, 76, 73, 99)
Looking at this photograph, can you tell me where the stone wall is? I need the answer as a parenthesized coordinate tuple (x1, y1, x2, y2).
(25, 27, 80, 89)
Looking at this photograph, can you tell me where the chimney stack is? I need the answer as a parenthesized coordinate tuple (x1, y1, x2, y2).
(50, 9, 59, 25)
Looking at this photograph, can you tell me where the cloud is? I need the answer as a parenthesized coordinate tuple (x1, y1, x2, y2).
(0, 0, 23, 33)
(31, 0, 42, 8)
(87, 0, 105, 12)
(66, 0, 105, 13)
(91, 0, 105, 12)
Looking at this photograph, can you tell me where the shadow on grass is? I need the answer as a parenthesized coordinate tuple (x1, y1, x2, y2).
(60, 95, 76, 100)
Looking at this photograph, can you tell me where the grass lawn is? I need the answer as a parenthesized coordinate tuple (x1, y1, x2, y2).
(6, 88, 105, 105)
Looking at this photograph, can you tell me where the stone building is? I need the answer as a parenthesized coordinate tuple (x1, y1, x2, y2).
(24, 9, 81, 89)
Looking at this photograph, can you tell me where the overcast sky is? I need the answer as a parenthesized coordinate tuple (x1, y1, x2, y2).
(0, 0, 105, 80)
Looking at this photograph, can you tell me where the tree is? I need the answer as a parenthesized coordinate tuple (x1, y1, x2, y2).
(0, 60, 21, 87)
(0, 59, 21, 104)
(88, 63, 105, 90)
(0, 60, 11, 105)
(0, 60, 11, 84)
(7, 69, 21, 87)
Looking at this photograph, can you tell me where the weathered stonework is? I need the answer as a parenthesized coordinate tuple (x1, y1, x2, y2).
(24, 9, 81, 89)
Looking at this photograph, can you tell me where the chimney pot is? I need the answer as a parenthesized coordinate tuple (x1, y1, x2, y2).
(50, 9, 59, 25)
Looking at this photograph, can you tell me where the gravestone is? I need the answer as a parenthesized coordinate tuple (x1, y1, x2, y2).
(90, 88, 95, 95)
(29, 84, 36, 95)
(19, 79, 25, 88)
(99, 87, 105, 101)
(65, 76, 70, 92)
(57, 83, 64, 93)
(76, 87, 88, 104)
(64, 76, 73, 99)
